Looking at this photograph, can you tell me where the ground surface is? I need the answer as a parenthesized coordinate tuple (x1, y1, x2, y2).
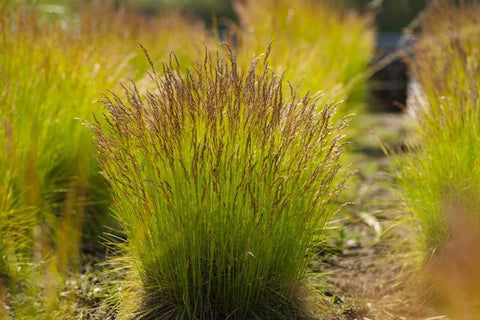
(311, 113, 444, 320)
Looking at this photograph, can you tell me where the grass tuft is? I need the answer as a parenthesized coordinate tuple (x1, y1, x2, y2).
(396, 0, 480, 317)
(93, 48, 351, 319)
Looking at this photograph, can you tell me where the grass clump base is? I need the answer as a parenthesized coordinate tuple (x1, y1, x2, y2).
(93, 48, 350, 319)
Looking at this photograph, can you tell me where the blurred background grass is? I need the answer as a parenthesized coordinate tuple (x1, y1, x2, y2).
(128, 0, 428, 32)
(32, 0, 428, 32)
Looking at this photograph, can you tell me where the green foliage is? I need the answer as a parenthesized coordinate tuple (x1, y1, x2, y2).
(0, 1, 213, 317)
(0, 4, 120, 317)
(94, 50, 350, 319)
(233, 0, 375, 114)
(397, 0, 480, 253)
(1, 1, 120, 266)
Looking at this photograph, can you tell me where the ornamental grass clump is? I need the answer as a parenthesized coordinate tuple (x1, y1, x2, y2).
(94, 49, 350, 319)
(233, 0, 374, 113)
(399, 0, 480, 253)
(397, 1, 480, 315)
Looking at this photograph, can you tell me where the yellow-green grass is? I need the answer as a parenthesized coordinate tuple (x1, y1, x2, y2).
(396, 3, 480, 314)
(93, 49, 350, 319)
(399, 0, 480, 254)
(233, 0, 374, 114)
(384, 2, 480, 316)
(0, 1, 213, 317)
